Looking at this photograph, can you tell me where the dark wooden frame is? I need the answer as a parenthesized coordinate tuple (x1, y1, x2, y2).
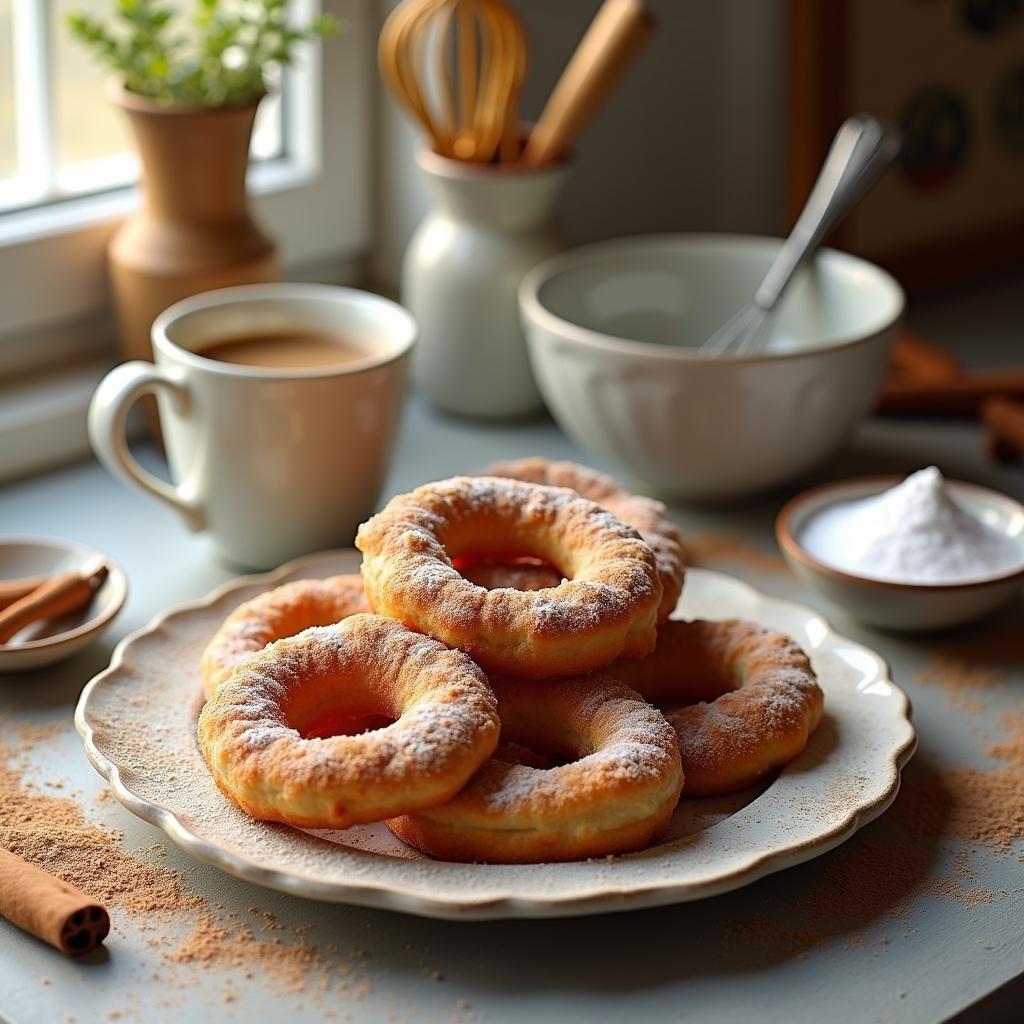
(786, 0, 1024, 293)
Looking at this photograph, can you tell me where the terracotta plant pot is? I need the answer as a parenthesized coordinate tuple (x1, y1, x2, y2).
(107, 84, 280, 374)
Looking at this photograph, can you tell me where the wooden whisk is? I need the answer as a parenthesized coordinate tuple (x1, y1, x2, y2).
(379, 0, 527, 164)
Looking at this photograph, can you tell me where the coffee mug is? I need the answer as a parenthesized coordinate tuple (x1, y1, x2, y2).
(88, 283, 416, 568)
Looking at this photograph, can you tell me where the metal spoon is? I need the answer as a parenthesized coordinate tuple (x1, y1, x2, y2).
(700, 114, 901, 356)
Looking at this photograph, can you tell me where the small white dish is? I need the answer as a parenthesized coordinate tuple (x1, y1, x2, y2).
(0, 537, 127, 672)
(76, 549, 915, 920)
(776, 477, 1024, 631)
(519, 234, 904, 502)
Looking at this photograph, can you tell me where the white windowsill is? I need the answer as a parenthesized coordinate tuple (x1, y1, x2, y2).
(0, 251, 369, 486)
(0, 156, 315, 250)
(0, 359, 114, 482)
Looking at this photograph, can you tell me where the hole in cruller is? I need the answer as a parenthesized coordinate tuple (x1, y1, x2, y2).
(300, 712, 396, 740)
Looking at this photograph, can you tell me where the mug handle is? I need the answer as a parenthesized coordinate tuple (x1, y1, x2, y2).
(88, 361, 206, 532)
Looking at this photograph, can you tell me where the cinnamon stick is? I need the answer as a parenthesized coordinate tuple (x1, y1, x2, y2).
(0, 562, 108, 644)
(888, 330, 962, 383)
(877, 371, 1024, 417)
(0, 575, 48, 613)
(987, 434, 1020, 463)
(0, 846, 110, 955)
(982, 395, 1024, 462)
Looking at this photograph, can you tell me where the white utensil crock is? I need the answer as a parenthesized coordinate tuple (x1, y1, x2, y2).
(403, 148, 568, 418)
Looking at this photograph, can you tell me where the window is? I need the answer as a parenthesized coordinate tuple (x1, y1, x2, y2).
(0, 2, 16, 185)
(0, 0, 372, 367)
(0, 0, 286, 215)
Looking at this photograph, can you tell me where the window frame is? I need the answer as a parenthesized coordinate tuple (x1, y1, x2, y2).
(0, 0, 373, 370)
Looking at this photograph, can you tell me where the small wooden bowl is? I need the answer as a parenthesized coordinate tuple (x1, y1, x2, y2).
(775, 477, 1024, 632)
(0, 537, 127, 672)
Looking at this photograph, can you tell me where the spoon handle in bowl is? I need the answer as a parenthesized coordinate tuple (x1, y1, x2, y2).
(754, 114, 901, 313)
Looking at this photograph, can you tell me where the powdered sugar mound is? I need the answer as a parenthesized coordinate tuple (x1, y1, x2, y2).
(802, 466, 1023, 584)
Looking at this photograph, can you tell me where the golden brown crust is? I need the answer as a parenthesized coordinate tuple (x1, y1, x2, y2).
(608, 619, 824, 795)
(356, 476, 662, 678)
(387, 673, 683, 863)
(483, 458, 684, 620)
(200, 574, 370, 698)
(197, 614, 500, 829)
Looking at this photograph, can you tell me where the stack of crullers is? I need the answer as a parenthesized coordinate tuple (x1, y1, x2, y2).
(198, 459, 823, 864)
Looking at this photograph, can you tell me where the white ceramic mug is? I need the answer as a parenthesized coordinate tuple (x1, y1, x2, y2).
(88, 283, 416, 568)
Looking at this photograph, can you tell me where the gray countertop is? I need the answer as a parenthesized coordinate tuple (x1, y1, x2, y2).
(2, 280, 1023, 1024)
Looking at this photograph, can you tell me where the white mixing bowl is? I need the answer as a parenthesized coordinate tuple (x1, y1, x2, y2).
(519, 234, 904, 502)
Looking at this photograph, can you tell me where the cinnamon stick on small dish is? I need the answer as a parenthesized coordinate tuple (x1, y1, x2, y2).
(0, 575, 48, 612)
(0, 847, 110, 955)
(0, 562, 109, 645)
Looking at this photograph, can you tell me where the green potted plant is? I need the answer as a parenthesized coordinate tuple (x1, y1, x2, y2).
(67, 0, 339, 374)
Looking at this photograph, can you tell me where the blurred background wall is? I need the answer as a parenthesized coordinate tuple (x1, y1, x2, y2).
(371, 0, 788, 290)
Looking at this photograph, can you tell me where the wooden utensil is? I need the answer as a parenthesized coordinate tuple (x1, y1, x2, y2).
(521, 0, 653, 168)
(0, 561, 109, 645)
(378, 0, 527, 164)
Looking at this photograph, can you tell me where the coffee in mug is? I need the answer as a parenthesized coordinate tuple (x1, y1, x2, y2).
(88, 284, 416, 568)
(197, 330, 374, 370)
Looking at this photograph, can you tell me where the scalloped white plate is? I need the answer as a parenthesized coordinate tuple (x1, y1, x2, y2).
(76, 550, 915, 920)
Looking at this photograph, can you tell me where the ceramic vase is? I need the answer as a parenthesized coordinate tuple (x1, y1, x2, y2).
(402, 148, 569, 419)
(107, 85, 280, 373)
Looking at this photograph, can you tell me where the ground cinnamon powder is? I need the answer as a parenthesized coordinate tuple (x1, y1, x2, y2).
(160, 911, 373, 1001)
(905, 643, 1024, 849)
(898, 763, 1024, 850)
(910, 724, 1024, 856)
(0, 723, 197, 918)
(986, 710, 1024, 765)
(726, 831, 994, 957)
(0, 717, 375, 1014)
(728, 630, 1024, 956)
(916, 654, 1005, 713)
